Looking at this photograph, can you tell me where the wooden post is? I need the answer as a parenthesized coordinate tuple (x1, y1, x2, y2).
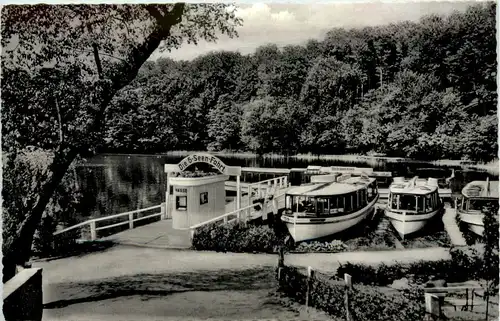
(278, 246, 285, 267)
(247, 184, 252, 217)
(306, 266, 314, 312)
(90, 221, 97, 241)
(223, 215, 228, 224)
(345, 273, 352, 321)
(161, 202, 166, 219)
(485, 290, 489, 321)
(425, 293, 441, 321)
(236, 175, 241, 210)
(465, 288, 469, 311)
(190, 229, 195, 241)
(165, 172, 170, 220)
(471, 289, 474, 312)
(129, 212, 134, 229)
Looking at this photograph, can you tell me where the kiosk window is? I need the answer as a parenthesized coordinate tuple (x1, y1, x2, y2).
(200, 192, 208, 205)
(176, 196, 187, 211)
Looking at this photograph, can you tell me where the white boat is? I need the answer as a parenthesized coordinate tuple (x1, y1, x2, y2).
(457, 178, 499, 237)
(385, 177, 443, 239)
(281, 173, 379, 242)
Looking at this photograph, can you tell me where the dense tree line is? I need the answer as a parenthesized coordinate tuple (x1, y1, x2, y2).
(103, 3, 497, 161)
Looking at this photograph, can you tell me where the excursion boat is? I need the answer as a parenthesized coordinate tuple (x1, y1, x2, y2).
(385, 177, 443, 239)
(281, 174, 379, 242)
(457, 178, 499, 237)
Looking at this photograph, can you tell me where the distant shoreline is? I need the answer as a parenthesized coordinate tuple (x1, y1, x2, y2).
(88, 151, 499, 174)
(94, 151, 498, 166)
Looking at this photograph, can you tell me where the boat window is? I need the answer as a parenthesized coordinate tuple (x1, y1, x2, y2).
(329, 196, 342, 214)
(317, 198, 329, 215)
(425, 194, 432, 211)
(468, 199, 495, 211)
(417, 196, 425, 213)
(353, 192, 358, 210)
(345, 193, 353, 212)
(391, 194, 398, 210)
(391, 194, 417, 211)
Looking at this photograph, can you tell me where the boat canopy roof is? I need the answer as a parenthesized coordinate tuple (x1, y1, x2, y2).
(462, 180, 499, 199)
(286, 176, 375, 197)
(389, 177, 438, 195)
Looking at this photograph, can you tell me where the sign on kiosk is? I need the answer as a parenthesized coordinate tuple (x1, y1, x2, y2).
(165, 153, 241, 176)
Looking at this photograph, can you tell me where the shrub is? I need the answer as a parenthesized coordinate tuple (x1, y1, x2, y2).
(278, 266, 425, 321)
(336, 247, 487, 286)
(294, 240, 347, 253)
(192, 221, 283, 253)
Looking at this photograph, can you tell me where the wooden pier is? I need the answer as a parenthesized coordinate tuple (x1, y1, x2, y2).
(442, 203, 467, 246)
(53, 176, 292, 249)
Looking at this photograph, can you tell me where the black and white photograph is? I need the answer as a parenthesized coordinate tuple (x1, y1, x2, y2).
(1, 2, 498, 321)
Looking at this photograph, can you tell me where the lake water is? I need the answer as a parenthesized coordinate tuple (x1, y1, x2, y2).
(76, 153, 498, 220)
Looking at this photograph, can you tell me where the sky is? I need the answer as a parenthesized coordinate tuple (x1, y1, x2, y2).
(157, 1, 477, 61)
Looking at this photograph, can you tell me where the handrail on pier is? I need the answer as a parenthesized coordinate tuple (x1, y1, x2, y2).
(53, 203, 167, 241)
(189, 189, 287, 240)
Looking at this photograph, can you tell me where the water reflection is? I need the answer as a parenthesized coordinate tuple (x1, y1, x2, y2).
(76, 154, 498, 220)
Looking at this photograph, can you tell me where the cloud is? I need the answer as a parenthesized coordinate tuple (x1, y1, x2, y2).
(156, 2, 476, 61)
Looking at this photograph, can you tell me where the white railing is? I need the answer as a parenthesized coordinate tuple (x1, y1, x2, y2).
(245, 176, 288, 217)
(190, 191, 287, 240)
(53, 203, 168, 241)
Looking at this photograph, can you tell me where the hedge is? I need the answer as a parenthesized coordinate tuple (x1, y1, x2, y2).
(192, 221, 284, 253)
(336, 246, 487, 286)
(278, 266, 425, 321)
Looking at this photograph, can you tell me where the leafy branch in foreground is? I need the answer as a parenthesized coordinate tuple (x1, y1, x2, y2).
(1, 3, 242, 282)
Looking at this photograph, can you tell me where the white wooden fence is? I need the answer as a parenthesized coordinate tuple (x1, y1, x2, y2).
(53, 203, 168, 241)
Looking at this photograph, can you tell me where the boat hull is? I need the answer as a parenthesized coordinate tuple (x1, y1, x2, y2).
(385, 208, 441, 238)
(458, 212, 485, 236)
(281, 197, 378, 242)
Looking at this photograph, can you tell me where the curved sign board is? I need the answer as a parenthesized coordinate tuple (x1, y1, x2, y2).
(164, 153, 241, 176)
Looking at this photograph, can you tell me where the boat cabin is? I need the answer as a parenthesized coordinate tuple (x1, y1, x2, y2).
(459, 179, 499, 213)
(388, 177, 441, 214)
(284, 175, 378, 217)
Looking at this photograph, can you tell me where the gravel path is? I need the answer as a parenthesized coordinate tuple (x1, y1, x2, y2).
(35, 245, 450, 287)
(36, 245, 450, 321)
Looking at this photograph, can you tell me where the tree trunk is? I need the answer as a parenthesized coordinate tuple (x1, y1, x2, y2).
(3, 146, 78, 283)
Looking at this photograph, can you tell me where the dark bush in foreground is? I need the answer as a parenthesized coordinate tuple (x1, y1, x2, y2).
(336, 246, 488, 286)
(278, 266, 425, 321)
(192, 221, 284, 253)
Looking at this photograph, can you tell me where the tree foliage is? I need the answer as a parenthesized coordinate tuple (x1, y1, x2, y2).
(100, 3, 496, 160)
(1, 3, 241, 281)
